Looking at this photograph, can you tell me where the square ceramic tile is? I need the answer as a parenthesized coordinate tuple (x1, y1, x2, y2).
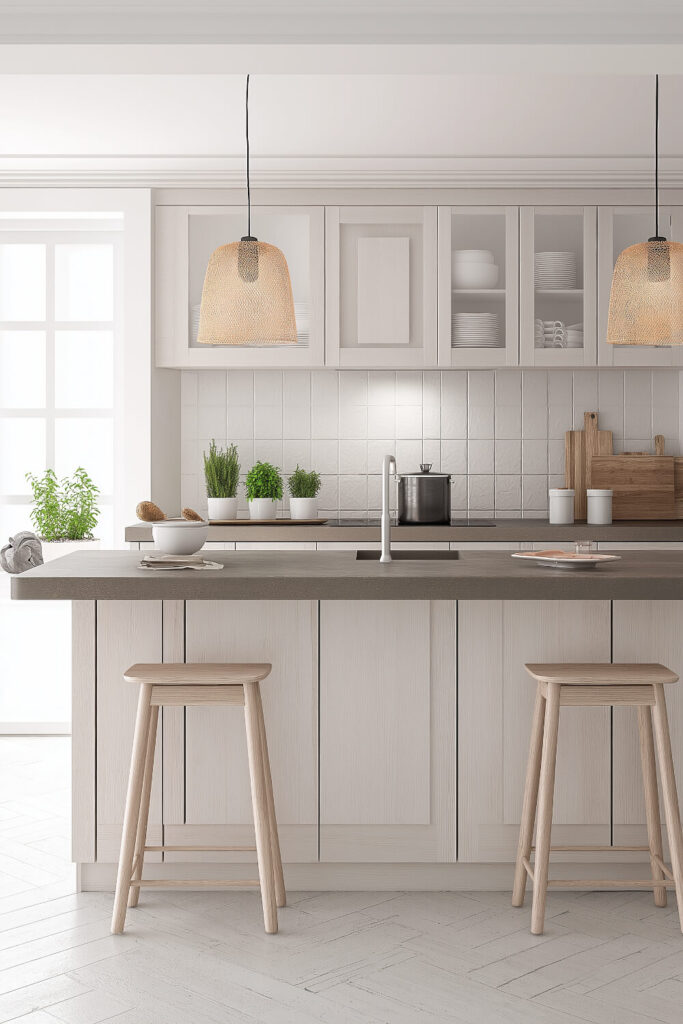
(422, 439, 441, 470)
(423, 371, 440, 408)
(367, 370, 395, 406)
(181, 404, 197, 441)
(441, 439, 467, 474)
(450, 475, 467, 509)
(232, 438, 253, 469)
(318, 475, 339, 512)
(468, 475, 494, 511)
(572, 370, 598, 412)
(495, 405, 522, 440)
(367, 474, 383, 508)
(367, 405, 395, 439)
(652, 405, 678, 445)
(311, 439, 338, 474)
(495, 475, 521, 511)
(624, 404, 652, 439)
(395, 405, 422, 439)
(522, 439, 548, 474)
(495, 439, 521, 474)
(197, 405, 227, 440)
(522, 370, 547, 405)
(283, 439, 311, 473)
(598, 369, 623, 407)
(254, 370, 283, 405)
(442, 369, 467, 403)
(522, 475, 548, 511)
(547, 370, 572, 406)
(441, 394, 467, 438)
(367, 439, 395, 469)
(339, 474, 367, 510)
(254, 405, 283, 440)
(548, 439, 565, 475)
(311, 370, 338, 406)
(468, 370, 494, 406)
(522, 404, 547, 440)
(228, 369, 254, 406)
(181, 371, 198, 406)
(339, 370, 368, 406)
(253, 439, 283, 468)
(198, 370, 227, 407)
(227, 405, 253, 439)
(495, 370, 521, 405)
(339, 439, 367, 474)
(468, 405, 494, 439)
(422, 403, 440, 440)
(624, 369, 652, 406)
(468, 439, 494, 474)
(283, 403, 311, 439)
(548, 404, 572, 439)
(339, 405, 368, 439)
(311, 404, 339, 440)
(396, 371, 422, 405)
(653, 369, 679, 407)
(396, 439, 423, 469)
(283, 370, 310, 407)
(596, 405, 623, 440)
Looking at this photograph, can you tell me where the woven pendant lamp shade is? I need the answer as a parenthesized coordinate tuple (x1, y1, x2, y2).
(607, 240, 683, 345)
(197, 239, 297, 346)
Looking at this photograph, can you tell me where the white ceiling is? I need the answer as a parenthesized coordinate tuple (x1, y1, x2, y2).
(2, 1, 683, 44)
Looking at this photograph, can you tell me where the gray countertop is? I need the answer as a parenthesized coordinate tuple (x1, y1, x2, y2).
(11, 548, 683, 601)
(125, 519, 683, 543)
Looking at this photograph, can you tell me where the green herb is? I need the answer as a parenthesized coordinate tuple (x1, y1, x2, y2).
(25, 467, 99, 541)
(288, 465, 321, 499)
(245, 461, 283, 501)
(203, 440, 240, 498)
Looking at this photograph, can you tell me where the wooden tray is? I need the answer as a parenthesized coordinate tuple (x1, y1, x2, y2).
(590, 455, 676, 519)
(208, 518, 329, 526)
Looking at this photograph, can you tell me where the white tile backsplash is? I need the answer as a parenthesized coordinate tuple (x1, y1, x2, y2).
(181, 368, 680, 518)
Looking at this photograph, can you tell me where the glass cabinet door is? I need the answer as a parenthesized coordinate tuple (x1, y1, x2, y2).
(155, 205, 324, 368)
(438, 206, 519, 368)
(598, 205, 683, 367)
(519, 206, 597, 367)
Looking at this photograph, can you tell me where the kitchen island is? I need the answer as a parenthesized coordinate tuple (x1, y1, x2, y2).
(13, 549, 683, 892)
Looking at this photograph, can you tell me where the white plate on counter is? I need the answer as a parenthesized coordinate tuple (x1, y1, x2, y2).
(511, 550, 621, 570)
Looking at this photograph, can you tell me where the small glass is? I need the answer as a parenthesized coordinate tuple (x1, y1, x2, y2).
(574, 540, 595, 556)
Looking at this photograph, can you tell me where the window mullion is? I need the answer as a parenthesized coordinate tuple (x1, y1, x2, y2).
(45, 242, 55, 470)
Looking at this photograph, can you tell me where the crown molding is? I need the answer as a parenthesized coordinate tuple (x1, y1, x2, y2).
(1, 156, 683, 189)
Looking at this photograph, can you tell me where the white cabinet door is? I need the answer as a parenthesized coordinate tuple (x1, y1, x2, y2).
(320, 600, 455, 861)
(326, 206, 438, 368)
(171, 599, 318, 862)
(438, 206, 519, 368)
(458, 600, 611, 862)
(155, 204, 325, 368)
(598, 206, 683, 366)
(612, 601, 683, 853)
(519, 206, 597, 367)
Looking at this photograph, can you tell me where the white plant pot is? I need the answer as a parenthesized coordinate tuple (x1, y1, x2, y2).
(289, 497, 318, 520)
(41, 538, 101, 563)
(248, 498, 278, 521)
(207, 497, 238, 521)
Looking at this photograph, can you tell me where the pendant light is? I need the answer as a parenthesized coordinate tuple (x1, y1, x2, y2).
(197, 75, 297, 346)
(607, 75, 683, 346)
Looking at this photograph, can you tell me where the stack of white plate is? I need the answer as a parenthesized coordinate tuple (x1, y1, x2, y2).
(566, 322, 583, 348)
(190, 304, 201, 342)
(452, 312, 500, 348)
(535, 252, 577, 290)
(295, 301, 311, 347)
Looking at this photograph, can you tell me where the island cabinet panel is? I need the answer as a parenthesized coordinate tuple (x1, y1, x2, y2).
(612, 601, 683, 853)
(319, 600, 456, 862)
(168, 600, 318, 862)
(458, 600, 611, 863)
(95, 601, 163, 863)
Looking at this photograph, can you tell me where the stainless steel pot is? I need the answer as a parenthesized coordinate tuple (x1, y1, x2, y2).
(397, 464, 451, 524)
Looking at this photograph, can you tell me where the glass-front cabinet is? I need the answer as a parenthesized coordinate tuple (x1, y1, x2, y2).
(519, 206, 597, 367)
(598, 206, 683, 367)
(155, 205, 324, 368)
(438, 206, 519, 368)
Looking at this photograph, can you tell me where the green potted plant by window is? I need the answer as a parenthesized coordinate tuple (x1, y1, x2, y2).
(245, 461, 283, 520)
(203, 440, 240, 521)
(25, 467, 100, 561)
(288, 465, 321, 520)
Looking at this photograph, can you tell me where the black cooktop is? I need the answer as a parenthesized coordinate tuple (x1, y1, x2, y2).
(326, 519, 497, 528)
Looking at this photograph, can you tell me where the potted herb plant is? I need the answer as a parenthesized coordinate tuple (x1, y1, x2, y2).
(288, 465, 321, 520)
(25, 467, 100, 561)
(245, 461, 283, 520)
(203, 440, 240, 521)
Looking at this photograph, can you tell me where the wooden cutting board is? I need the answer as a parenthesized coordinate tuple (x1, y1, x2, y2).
(590, 455, 676, 519)
(565, 412, 613, 520)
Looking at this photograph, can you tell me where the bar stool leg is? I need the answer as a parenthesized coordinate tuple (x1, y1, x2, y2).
(244, 681, 278, 934)
(254, 684, 286, 908)
(637, 705, 667, 908)
(111, 683, 153, 934)
(513, 685, 546, 907)
(531, 681, 561, 935)
(128, 704, 159, 908)
(651, 683, 683, 932)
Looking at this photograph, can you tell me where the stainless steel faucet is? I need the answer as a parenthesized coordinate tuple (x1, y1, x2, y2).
(380, 454, 397, 563)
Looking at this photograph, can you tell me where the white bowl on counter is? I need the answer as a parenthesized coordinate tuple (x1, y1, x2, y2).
(452, 262, 499, 289)
(152, 519, 209, 555)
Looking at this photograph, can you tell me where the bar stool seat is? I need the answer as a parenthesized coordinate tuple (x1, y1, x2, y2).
(111, 661, 285, 937)
(513, 661, 683, 935)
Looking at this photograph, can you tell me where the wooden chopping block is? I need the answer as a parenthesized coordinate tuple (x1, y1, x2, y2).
(674, 457, 683, 517)
(591, 454, 675, 519)
(565, 412, 613, 520)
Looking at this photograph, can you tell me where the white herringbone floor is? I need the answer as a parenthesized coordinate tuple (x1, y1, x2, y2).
(1, 738, 683, 1024)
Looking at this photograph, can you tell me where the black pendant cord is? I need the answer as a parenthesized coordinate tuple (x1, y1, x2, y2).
(655, 72, 660, 240)
(246, 73, 251, 239)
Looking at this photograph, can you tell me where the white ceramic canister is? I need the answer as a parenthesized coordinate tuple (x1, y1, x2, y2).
(587, 489, 613, 525)
(549, 488, 575, 525)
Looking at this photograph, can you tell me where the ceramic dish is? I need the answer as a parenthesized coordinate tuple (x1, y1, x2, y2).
(151, 519, 209, 555)
(511, 550, 621, 570)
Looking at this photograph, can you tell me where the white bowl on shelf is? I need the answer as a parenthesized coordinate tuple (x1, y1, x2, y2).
(152, 520, 209, 555)
(452, 262, 499, 289)
(452, 249, 494, 264)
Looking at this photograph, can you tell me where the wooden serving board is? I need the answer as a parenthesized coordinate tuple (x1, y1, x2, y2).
(590, 455, 676, 519)
(565, 412, 613, 520)
(208, 518, 329, 525)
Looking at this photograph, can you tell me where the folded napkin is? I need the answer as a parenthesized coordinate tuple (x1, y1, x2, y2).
(0, 531, 44, 574)
(138, 554, 222, 571)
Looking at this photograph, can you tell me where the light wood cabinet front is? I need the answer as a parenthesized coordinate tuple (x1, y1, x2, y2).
(319, 600, 455, 862)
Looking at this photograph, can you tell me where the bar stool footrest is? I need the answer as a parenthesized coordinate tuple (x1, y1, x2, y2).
(143, 845, 257, 853)
(134, 879, 261, 889)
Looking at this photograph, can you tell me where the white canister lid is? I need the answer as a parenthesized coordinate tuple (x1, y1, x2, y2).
(549, 488, 574, 496)
(587, 489, 613, 496)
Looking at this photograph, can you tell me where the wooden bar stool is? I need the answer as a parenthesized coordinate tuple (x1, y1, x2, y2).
(111, 662, 285, 936)
(512, 662, 683, 935)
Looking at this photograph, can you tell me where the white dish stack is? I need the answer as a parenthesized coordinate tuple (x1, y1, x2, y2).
(295, 301, 311, 347)
(190, 304, 201, 343)
(534, 251, 577, 290)
(451, 249, 499, 290)
(452, 311, 500, 348)
(566, 322, 583, 348)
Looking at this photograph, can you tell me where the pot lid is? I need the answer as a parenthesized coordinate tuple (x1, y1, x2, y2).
(399, 463, 451, 478)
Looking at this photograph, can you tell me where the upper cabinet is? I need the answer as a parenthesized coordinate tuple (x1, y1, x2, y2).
(325, 206, 437, 368)
(598, 205, 683, 367)
(438, 206, 519, 368)
(519, 206, 597, 367)
(155, 204, 325, 368)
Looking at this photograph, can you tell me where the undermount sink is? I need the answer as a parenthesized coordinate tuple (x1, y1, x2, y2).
(356, 550, 460, 561)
